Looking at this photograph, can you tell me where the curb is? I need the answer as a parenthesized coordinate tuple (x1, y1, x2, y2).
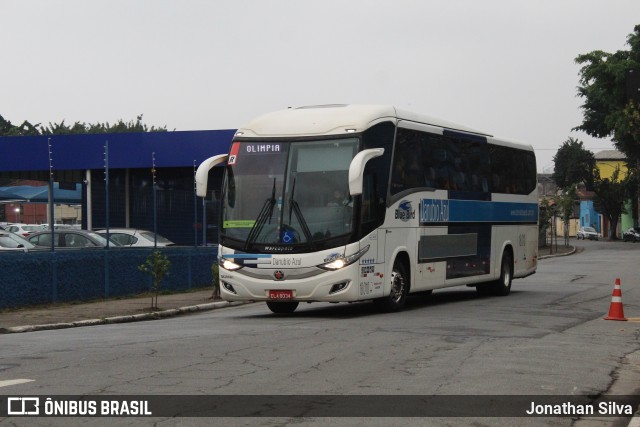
(538, 245, 576, 260)
(0, 301, 254, 334)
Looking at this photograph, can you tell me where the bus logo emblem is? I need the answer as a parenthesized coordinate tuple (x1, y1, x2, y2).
(395, 200, 415, 221)
(274, 270, 285, 280)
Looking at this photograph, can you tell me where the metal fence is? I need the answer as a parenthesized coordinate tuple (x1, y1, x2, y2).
(0, 246, 217, 309)
(0, 135, 230, 310)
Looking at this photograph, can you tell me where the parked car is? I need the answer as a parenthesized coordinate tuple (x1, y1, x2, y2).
(40, 224, 82, 230)
(623, 227, 640, 242)
(6, 223, 46, 237)
(576, 227, 599, 240)
(96, 228, 175, 247)
(27, 230, 120, 248)
(0, 231, 35, 251)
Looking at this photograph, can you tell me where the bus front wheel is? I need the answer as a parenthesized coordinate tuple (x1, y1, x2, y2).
(374, 261, 408, 312)
(266, 301, 299, 314)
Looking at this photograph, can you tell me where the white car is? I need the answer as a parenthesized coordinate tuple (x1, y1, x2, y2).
(96, 228, 175, 247)
(623, 227, 640, 242)
(0, 231, 35, 251)
(576, 226, 599, 240)
(6, 223, 46, 237)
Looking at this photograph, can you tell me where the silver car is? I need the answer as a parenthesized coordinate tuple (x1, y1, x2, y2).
(96, 228, 175, 247)
(27, 230, 119, 248)
(0, 231, 35, 251)
(576, 227, 599, 240)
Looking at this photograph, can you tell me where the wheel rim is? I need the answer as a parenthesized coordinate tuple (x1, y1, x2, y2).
(389, 270, 406, 303)
(502, 259, 511, 287)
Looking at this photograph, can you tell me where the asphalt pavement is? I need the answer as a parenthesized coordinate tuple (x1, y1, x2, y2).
(2, 243, 639, 426)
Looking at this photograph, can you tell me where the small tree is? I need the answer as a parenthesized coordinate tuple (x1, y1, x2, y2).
(539, 197, 555, 248)
(138, 250, 171, 309)
(211, 263, 221, 300)
(555, 185, 578, 246)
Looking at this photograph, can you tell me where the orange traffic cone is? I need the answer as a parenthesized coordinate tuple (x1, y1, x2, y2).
(604, 278, 627, 321)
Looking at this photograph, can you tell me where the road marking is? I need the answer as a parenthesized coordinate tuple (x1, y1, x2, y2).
(0, 379, 34, 388)
(627, 317, 640, 322)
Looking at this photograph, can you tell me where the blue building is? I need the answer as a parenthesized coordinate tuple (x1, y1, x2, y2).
(579, 199, 600, 233)
(0, 130, 234, 245)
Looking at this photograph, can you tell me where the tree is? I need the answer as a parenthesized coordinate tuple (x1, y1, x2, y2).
(575, 24, 640, 225)
(0, 114, 167, 136)
(552, 138, 595, 190)
(592, 167, 628, 240)
(39, 115, 168, 135)
(0, 115, 41, 136)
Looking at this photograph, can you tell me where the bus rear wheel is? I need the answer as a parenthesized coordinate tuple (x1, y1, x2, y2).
(374, 260, 408, 312)
(477, 251, 512, 296)
(266, 301, 299, 314)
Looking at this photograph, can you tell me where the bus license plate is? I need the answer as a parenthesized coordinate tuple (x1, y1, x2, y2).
(268, 290, 293, 300)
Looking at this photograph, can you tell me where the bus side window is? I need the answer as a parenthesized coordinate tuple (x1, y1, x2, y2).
(424, 166, 436, 188)
(433, 148, 450, 190)
(450, 157, 468, 191)
(391, 128, 424, 193)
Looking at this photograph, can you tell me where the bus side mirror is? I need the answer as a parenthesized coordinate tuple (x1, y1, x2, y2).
(348, 148, 384, 196)
(196, 154, 228, 197)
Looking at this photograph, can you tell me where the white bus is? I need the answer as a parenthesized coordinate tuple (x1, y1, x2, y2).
(196, 105, 538, 313)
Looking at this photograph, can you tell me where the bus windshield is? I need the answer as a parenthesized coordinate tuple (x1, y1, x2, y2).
(221, 138, 359, 250)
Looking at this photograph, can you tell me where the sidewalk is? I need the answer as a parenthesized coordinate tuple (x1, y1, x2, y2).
(538, 244, 576, 259)
(0, 288, 250, 334)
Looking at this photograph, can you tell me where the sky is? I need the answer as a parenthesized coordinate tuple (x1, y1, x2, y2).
(1, 1, 639, 172)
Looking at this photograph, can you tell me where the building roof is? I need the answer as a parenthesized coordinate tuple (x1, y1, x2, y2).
(0, 130, 235, 172)
(0, 183, 81, 203)
(594, 150, 626, 161)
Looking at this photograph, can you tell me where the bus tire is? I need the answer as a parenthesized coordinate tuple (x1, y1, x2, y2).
(476, 251, 513, 296)
(490, 251, 513, 296)
(266, 301, 299, 314)
(374, 260, 408, 312)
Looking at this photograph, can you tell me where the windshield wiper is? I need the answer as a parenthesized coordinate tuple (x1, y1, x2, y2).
(288, 178, 313, 245)
(244, 178, 277, 250)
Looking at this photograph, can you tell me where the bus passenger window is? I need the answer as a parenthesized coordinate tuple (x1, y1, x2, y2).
(391, 128, 427, 194)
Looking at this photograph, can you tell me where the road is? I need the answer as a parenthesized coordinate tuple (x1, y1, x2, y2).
(1, 239, 639, 426)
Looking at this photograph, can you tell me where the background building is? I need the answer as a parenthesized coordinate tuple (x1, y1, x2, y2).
(594, 150, 632, 238)
(0, 130, 234, 245)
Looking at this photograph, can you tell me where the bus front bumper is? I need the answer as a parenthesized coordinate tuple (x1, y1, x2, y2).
(218, 264, 375, 303)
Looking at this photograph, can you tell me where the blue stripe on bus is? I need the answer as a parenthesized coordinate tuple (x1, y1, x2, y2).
(419, 199, 538, 224)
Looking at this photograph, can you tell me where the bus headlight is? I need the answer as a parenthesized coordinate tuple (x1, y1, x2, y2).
(220, 258, 243, 271)
(318, 245, 370, 271)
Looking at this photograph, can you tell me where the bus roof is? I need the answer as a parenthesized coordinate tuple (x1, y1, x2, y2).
(236, 104, 533, 152)
(236, 104, 490, 137)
